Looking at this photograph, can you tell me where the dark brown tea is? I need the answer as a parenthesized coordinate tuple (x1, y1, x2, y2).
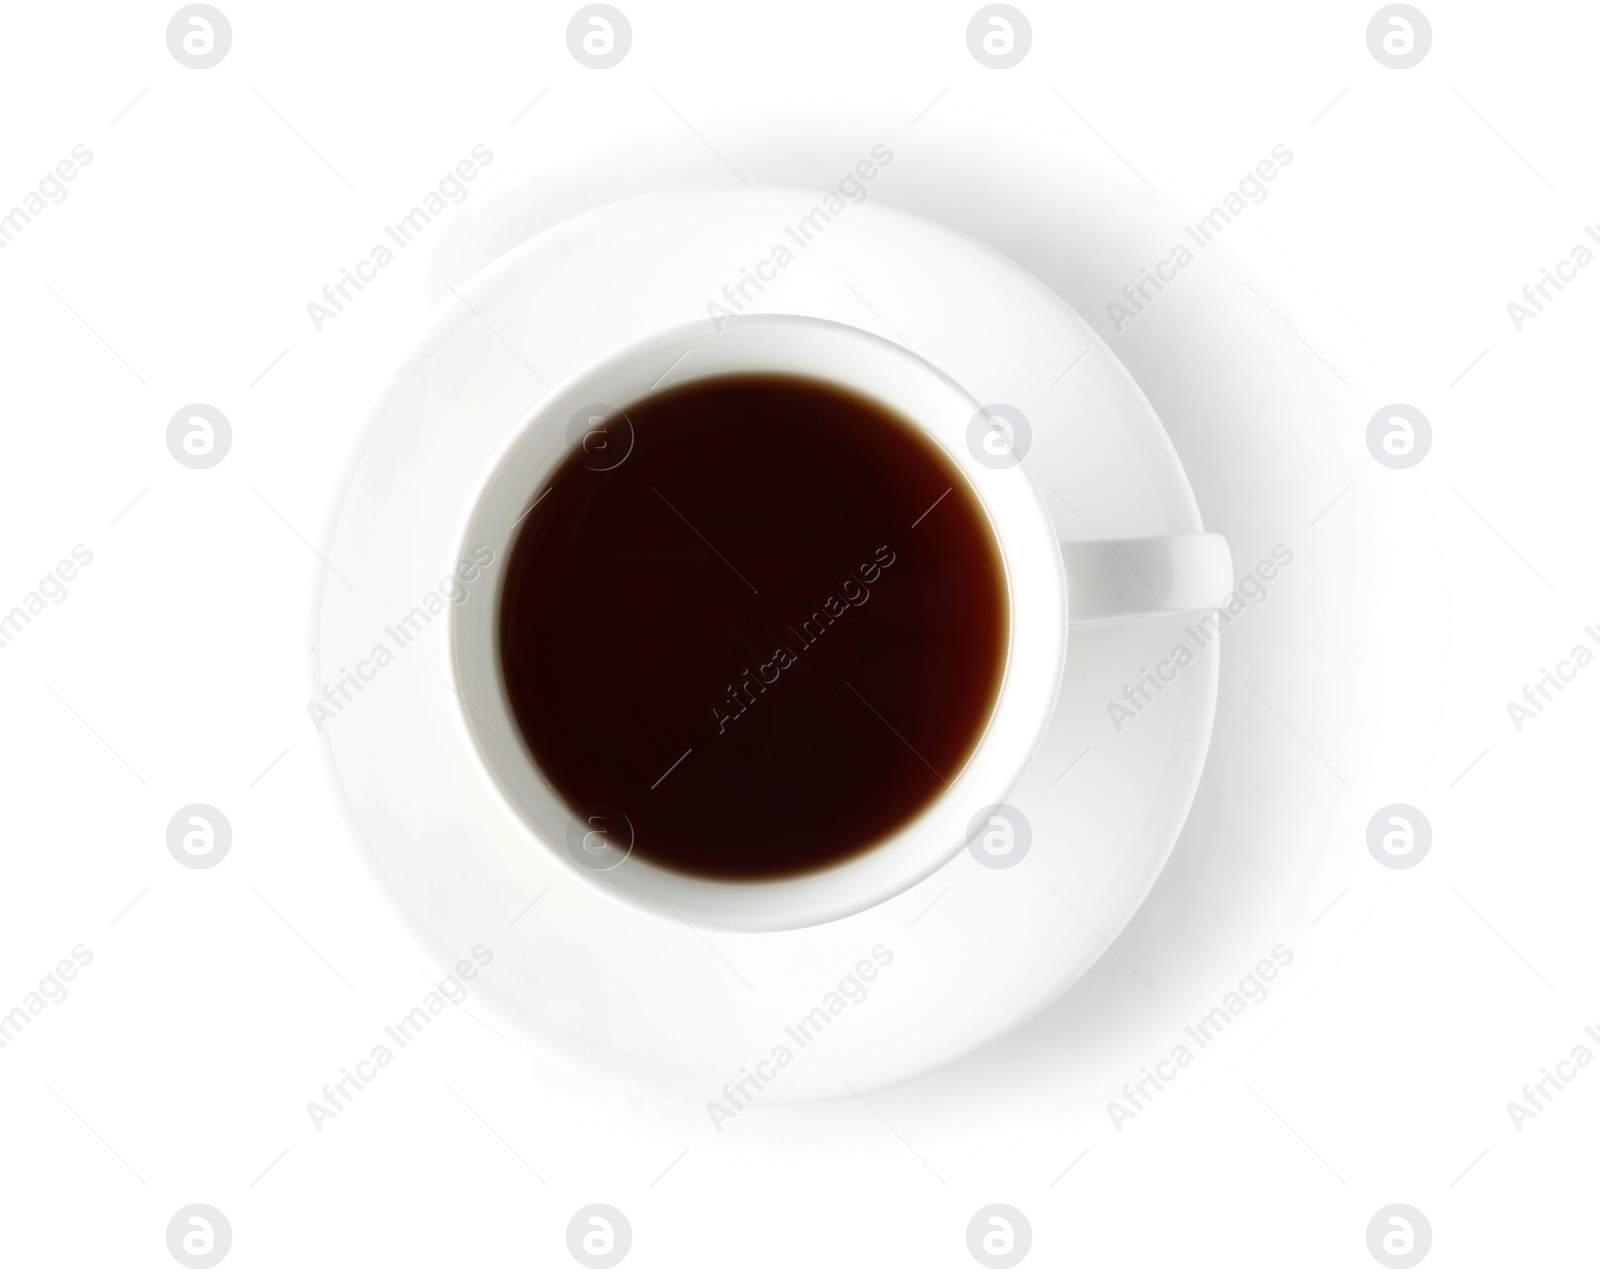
(498, 374, 1008, 880)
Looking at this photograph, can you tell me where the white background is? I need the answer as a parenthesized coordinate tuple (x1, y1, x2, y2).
(2, 0, 1596, 1269)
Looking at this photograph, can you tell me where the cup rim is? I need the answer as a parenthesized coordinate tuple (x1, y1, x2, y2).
(445, 313, 1066, 931)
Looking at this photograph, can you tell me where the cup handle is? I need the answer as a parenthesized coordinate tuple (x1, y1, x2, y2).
(1063, 533, 1234, 626)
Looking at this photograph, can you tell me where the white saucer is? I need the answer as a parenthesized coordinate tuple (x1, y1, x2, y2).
(312, 187, 1220, 1104)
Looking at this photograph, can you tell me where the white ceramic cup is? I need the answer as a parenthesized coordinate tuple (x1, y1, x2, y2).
(448, 315, 1231, 932)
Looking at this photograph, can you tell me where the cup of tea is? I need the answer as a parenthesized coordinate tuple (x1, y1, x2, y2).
(448, 315, 1231, 931)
